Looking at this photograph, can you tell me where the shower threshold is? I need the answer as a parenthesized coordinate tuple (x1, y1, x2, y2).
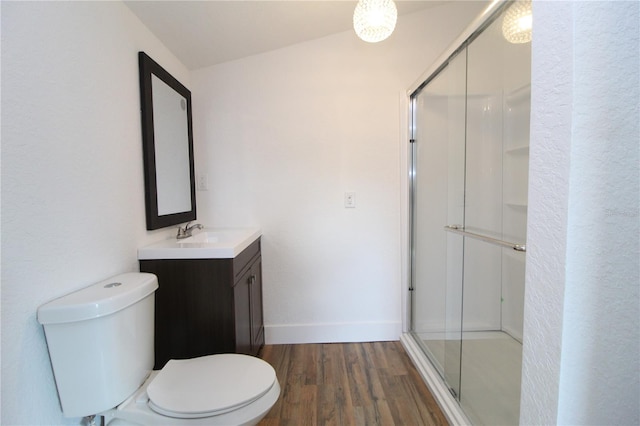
(402, 331, 522, 425)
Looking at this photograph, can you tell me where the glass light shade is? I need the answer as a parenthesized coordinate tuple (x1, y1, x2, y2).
(502, 1, 533, 44)
(353, 0, 398, 43)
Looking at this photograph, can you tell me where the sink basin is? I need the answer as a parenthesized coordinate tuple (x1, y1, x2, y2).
(138, 228, 261, 260)
(178, 232, 220, 244)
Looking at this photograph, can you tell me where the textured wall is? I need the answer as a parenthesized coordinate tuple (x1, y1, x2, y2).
(1, 2, 187, 424)
(190, 2, 485, 344)
(520, 2, 574, 423)
(521, 1, 640, 424)
(557, 1, 639, 423)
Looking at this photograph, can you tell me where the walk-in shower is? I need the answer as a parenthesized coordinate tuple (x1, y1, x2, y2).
(402, 1, 531, 424)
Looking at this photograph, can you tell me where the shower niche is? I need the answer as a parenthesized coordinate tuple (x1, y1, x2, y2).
(407, 2, 530, 425)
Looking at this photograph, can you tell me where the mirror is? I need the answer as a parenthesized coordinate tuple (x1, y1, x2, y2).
(139, 52, 196, 230)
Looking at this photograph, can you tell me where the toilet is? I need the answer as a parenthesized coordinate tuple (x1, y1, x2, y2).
(37, 272, 280, 425)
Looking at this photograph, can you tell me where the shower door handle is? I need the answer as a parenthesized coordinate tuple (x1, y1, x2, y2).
(444, 225, 526, 252)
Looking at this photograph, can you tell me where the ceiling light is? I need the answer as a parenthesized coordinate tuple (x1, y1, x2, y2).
(353, 0, 398, 43)
(502, 0, 533, 44)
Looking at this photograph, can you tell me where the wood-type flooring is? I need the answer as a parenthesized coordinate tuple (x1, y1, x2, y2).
(258, 341, 449, 426)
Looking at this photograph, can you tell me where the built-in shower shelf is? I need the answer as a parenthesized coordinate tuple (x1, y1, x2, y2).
(505, 145, 529, 155)
(506, 83, 531, 105)
(504, 202, 528, 209)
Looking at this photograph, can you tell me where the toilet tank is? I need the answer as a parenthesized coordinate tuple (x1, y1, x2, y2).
(37, 272, 158, 418)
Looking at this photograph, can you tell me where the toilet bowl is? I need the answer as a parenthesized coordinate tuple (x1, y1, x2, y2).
(103, 355, 280, 426)
(37, 273, 280, 425)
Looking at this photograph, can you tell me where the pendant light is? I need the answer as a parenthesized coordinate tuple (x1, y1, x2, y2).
(502, 0, 533, 44)
(353, 0, 398, 43)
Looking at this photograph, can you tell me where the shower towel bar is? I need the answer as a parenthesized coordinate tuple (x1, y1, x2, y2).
(444, 225, 526, 252)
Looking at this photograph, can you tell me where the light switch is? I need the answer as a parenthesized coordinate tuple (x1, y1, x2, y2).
(197, 173, 209, 191)
(344, 192, 356, 208)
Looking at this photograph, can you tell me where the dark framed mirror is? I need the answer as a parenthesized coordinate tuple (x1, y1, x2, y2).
(139, 52, 196, 230)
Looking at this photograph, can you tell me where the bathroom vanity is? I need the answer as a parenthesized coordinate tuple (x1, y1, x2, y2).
(138, 229, 264, 369)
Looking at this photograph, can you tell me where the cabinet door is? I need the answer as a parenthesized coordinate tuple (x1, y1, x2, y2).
(250, 257, 264, 352)
(234, 267, 253, 355)
(141, 259, 235, 369)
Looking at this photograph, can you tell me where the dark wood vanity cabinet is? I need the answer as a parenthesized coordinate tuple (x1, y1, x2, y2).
(232, 256, 263, 356)
(139, 238, 264, 369)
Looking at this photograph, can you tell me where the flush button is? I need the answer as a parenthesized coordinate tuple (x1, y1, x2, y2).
(104, 282, 122, 289)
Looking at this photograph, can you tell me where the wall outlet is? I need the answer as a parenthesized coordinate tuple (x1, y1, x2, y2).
(197, 173, 209, 191)
(344, 192, 356, 208)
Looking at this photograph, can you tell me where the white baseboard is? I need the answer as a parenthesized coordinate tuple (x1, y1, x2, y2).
(400, 333, 472, 426)
(265, 321, 402, 344)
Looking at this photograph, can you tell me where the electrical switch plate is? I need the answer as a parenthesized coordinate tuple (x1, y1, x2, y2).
(197, 173, 209, 191)
(344, 192, 356, 208)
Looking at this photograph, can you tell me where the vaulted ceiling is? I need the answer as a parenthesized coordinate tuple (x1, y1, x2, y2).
(124, 1, 445, 70)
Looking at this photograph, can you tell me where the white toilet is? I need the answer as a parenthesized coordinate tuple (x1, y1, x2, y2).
(37, 272, 280, 425)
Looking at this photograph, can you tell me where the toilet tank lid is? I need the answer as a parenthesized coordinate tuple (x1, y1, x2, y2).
(37, 273, 158, 325)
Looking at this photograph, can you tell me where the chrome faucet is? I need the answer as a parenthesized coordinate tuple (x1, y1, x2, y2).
(176, 221, 203, 239)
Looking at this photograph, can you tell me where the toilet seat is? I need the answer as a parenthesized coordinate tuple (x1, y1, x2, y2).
(146, 354, 277, 419)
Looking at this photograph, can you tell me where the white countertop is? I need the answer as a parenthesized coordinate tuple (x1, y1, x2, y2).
(138, 227, 261, 260)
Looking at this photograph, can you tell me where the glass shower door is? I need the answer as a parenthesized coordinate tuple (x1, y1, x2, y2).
(410, 50, 467, 398)
(410, 4, 530, 424)
(459, 7, 530, 425)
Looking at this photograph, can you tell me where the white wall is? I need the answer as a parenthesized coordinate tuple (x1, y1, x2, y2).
(1, 2, 189, 424)
(190, 2, 485, 344)
(521, 1, 640, 424)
